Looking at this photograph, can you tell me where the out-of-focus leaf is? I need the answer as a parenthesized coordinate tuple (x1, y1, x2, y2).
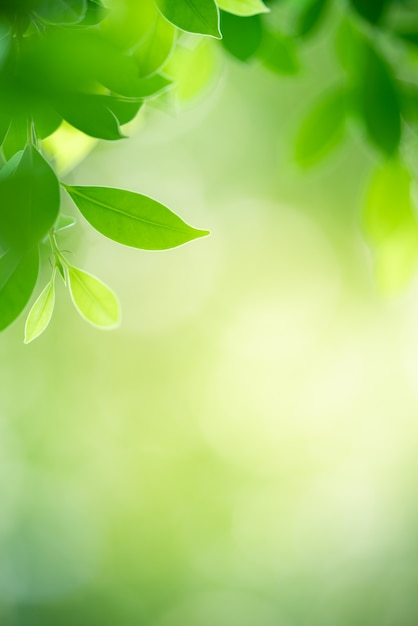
(55, 214, 76, 231)
(295, 87, 346, 167)
(67, 265, 120, 328)
(2, 117, 27, 161)
(0, 248, 39, 331)
(24, 276, 55, 343)
(295, 0, 328, 38)
(364, 159, 418, 293)
(35, 0, 88, 24)
(134, 13, 176, 78)
(155, 0, 221, 38)
(258, 30, 299, 75)
(349, 0, 389, 24)
(55, 94, 125, 141)
(64, 185, 210, 250)
(165, 39, 219, 103)
(216, 0, 268, 16)
(79, 0, 107, 26)
(220, 12, 263, 61)
(0, 145, 60, 251)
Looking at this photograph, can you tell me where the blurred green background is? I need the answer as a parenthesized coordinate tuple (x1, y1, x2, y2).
(2, 15, 418, 625)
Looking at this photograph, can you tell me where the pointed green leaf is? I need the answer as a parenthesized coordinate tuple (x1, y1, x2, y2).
(0, 248, 39, 332)
(64, 185, 210, 250)
(216, 0, 268, 16)
(220, 12, 263, 62)
(67, 266, 120, 328)
(0, 145, 60, 251)
(295, 87, 346, 167)
(24, 278, 55, 344)
(155, 0, 221, 38)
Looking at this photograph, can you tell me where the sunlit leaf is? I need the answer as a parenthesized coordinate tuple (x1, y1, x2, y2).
(24, 276, 55, 343)
(295, 87, 346, 167)
(364, 159, 418, 294)
(216, 0, 268, 17)
(220, 12, 263, 62)
(0, 145, 60, 251)
(155, 0, 221, 38)
(64, 185, 210, 250)
(67, 265, 121, 328)
(0, 248, 39, 332)
(165, 39, 219, 103)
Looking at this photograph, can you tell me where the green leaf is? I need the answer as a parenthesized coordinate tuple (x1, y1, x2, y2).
(155, 0, 221, 38)
(100, 68, 172, 99)
(216, 0, 268, 16)
(0, 145, 60, 251)
(356, 42, 401, 156)
(220, 12, 263, 62)
(35, 0, 88, 25)
(134, 13, 177, 78)
(55, 94, 125, 141)
(295, 87, 346, 167)
(67, 265, 120, 328)
(64, 185, 210, 250)
(363, 160, 418, 293)
(295, 0, 328, 38)
(258, 30, 299, 75)
(349, 0, 388, 24)
(55, 214, 76, 231)
(79, 0, 107, 26)
(24, 276, 55, 344)
(0, 248, 39, 332)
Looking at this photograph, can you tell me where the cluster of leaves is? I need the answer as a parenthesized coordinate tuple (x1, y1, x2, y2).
(2, 0, 418, 344)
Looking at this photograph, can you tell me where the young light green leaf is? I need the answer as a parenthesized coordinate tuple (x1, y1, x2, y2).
(155, 0, 221, 38)
(64, 185, 210, 250)
(295, 87, 346, 167)
(55, 214, 76, 232)
(0, 145, 60, 251)
(0, 248, 39, 332)
(363, 159, 418, 294)
(216, 0, 268, 16)
(67, 265, 121, 328)
(24, 277, 55, 344)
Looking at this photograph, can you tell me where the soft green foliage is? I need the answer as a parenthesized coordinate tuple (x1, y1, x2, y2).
(64, 185, 210, 250)
(67, 265, 121, 328)
(24, 274, 56, 343)
(0, 0, 417, 342)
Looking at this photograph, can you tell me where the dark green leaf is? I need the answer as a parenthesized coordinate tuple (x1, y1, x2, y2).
(155, 0, 221, 38)
(296, 0, 328, 38)
(64, 185, 210, 250)
(349, 0, 388, 24)
(295, 87, 346, 167)
(0, 248, 39, 331)
(220, 12, 263, 62)
(0, 145, 60, 251)
(55, 94, 125, 141)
